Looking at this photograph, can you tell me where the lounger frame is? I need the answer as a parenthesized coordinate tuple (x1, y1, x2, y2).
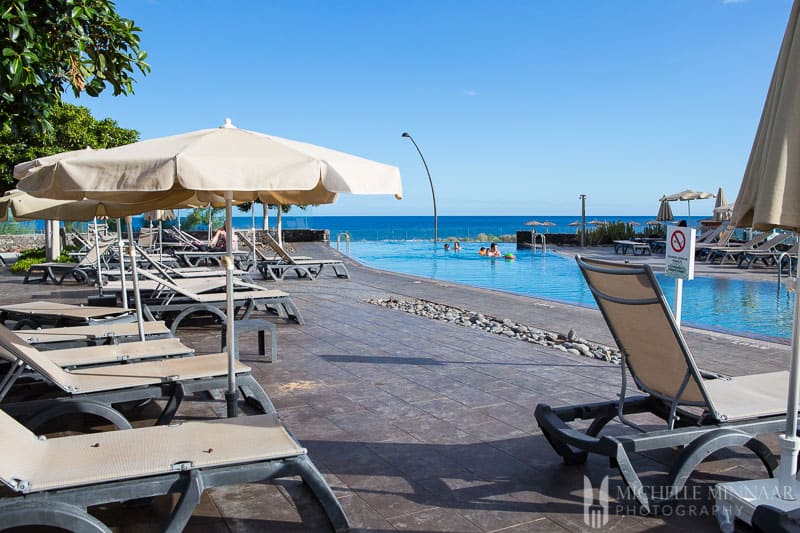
(534, 255, 784, 512)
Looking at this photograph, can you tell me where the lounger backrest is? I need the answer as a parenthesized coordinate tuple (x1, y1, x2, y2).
(136, 268, 202, 300)
(138, 228, 157, 247)
(576, 256, 716, 412)
(77, 242, 112, 267)
(696, 225, 723, 244)
(236, 231, 271, 261)
(0, 323, 81, 391)
(753, 232, 792, 251)
(263, 233, 295, 264)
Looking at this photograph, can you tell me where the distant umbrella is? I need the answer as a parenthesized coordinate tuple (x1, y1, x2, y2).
(628, 221, 641, 226)
(713, 187, 728, 221)
(541, 221, 556, 233)
(524, 220, 544, 227)
(660, 189, 715, 226)
(588, 219, 608, 225)
(646, 220, 662, 226)
(657, 198, 674, 222)
(567, 220, 581, 226)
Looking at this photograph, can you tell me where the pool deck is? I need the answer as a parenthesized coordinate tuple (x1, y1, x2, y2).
(0, 242, 789, 532)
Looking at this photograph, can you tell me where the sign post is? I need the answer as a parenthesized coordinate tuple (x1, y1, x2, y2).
(663, 225, 696, 327)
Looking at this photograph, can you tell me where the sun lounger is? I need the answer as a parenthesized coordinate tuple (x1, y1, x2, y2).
(0, 322, 275, 429)
(136, 244, 251, 279)
(534, 255, 789, 512)
(134, 268, 304, 327)
(0, 409, 348, 532)
(695, 226, 737, 259)
(20, 337, 194, 368)
(613, 240, 652, 256)
(707, 232, 791, 265)
(174, 249, 253, 269)
(23, 242, 114, 285)
(738, 241, 798, 270)
(236, 231, 312, 262)
(258, 233, 350, 281)
(0, 301, 135, 329)
(15, 320, 172, 348)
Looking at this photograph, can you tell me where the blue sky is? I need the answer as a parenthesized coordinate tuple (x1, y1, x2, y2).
(70, 0, 793, 219)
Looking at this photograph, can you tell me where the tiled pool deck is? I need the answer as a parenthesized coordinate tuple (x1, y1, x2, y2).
(0, 243, 788, 532)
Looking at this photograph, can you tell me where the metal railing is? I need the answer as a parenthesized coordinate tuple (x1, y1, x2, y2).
(336, 232, 351, 254)
(533, 233, 546, 253)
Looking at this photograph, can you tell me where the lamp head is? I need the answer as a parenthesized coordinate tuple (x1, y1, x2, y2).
(401, 132, 410, 138)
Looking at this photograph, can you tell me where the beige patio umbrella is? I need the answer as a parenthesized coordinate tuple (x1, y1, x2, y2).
(713, 187, 728, 221)
(17, 119, 403, 417)
(717, 0, 800, 520)
(659, 189, 715, 226)
(657, 198, 675, 222)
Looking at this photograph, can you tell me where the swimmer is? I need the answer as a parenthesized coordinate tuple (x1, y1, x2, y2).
(487, 243, 502, 257)
(479, 247, 487, 256)
(444, 243, 450, 251)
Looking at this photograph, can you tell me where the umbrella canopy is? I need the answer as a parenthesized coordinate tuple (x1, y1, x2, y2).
(657, 198, 675, 222)
(713, 187, 728, 221)
(524, 220, 544, 227)
(646, 220, 662, 226)
(0, 189, 185, 221)
(17, 119, 403, 204)
(16, 119, 403, 418)
(725, 0, 800, 508)
(588, 219, 608, 225)
(143, 209, 176, 222)
(660, 189, 715, 226)
(567, 220, 581, 226)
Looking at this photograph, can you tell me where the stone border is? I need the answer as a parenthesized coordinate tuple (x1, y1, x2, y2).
(367, 296, 621, 365)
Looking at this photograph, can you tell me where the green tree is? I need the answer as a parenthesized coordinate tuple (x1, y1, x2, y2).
(1, 0, 149, 134)
(0, 102, 138, 193)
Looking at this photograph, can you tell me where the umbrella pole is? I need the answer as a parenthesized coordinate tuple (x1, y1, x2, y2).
(779, 270, 800, 495)
(92, 217, 103, 296)
(277, 207, 283, 248)
(687, 201, 692, 228)
(116, 219, 128, 309)
(126, 216, 147, 342)
(159, 219, 163, 263)
(224, 193, 238, 418)
(251, 206, 256, 270)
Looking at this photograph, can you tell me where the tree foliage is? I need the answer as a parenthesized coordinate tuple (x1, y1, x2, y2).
(1, 0, 149, 134)
(0, 102, 138, 193)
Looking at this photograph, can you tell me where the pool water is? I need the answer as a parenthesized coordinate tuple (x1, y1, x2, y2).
(347, 241, 795, 342)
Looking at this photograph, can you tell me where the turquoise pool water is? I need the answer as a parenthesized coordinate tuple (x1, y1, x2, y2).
(347, 241, 795, 342)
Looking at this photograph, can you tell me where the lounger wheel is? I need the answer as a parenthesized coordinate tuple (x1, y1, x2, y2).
(0, 501, 110, 532)
(25, 400, 133, 433)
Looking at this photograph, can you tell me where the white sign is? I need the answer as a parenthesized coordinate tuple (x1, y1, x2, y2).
(664, 226, 696, 280)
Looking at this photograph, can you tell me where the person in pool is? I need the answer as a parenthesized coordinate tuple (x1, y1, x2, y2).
(487, 243, 502, 257)
(444, 243, 450, 251)
(454, 241, 462, 251)
(479, 247, 487, 256)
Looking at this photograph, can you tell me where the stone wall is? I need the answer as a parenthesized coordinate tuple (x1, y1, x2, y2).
(0, 234, 44, 252)
(184, 229, 329, 243)
(516, 231, 578, 247)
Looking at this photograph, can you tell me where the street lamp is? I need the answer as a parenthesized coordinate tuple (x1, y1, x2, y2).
(402, 132, 438, 244)
(579, 194, 587, 247)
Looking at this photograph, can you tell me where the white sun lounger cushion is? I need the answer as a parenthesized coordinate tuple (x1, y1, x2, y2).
(0, 411, 303, 492)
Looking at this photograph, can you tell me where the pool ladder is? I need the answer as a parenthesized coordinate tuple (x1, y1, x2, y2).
(777, 250, 797, 288)
(336, 232, 351, 254)
(532, 233, 546, 253)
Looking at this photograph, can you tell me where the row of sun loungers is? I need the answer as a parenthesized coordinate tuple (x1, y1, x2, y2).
(0, 263, 347, 529)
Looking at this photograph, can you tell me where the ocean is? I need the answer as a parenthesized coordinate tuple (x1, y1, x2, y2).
(8, 215, 667, 241)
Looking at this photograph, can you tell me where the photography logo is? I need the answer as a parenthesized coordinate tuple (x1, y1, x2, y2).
(583, 476, 609, 529)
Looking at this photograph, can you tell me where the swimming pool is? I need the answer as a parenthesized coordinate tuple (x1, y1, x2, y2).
(347, 241, 795, 342)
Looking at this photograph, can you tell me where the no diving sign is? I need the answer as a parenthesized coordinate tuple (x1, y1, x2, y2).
(665, 226, 696, 280)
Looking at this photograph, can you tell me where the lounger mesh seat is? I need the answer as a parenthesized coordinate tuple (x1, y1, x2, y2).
(534, 255, 789, 512)
(0, 323, 275, 429)
(0, 301, 135, 329)
(0, 409, 348, 531)
(16, 320, 172, 347)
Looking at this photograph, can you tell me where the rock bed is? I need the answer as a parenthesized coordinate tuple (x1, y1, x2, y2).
(367, 296, 622, 365)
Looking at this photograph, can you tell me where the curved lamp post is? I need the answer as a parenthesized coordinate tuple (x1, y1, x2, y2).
(402, 132, 438, 243)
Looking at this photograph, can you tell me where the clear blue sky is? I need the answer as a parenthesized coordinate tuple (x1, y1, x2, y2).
(70, 0, 793, 219)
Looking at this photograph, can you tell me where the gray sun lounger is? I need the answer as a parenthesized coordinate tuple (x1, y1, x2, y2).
(23, 242, 114, 285)
(0, 409, 348, 532)
(613, 240, 652, 256)
(15, 320, 172, 348)
(0, 301, 135, 329)
(0, 322, 275, 430)
(258, 233, 350, 281)
(534, 255, 789, 512)
(707, 232, 791, 265)
(134, 268, 304, 328)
